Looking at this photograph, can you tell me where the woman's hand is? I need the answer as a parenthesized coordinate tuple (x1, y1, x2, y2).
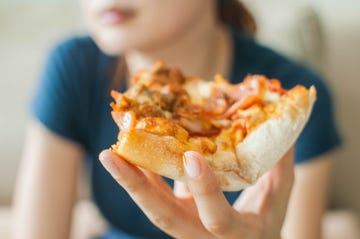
(99, 148, 294, 239)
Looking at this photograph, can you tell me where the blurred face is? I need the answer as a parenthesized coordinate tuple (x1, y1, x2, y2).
(81, 0, 214, 55)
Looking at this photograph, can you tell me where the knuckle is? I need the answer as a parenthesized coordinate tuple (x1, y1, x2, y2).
(117, 175, 147, 193)
(204, 219, 231, 235)
(283, 170, 294, 192)
(255, 217, 266, 238)
(194, 181, 219, 197)
(151, 214, 174, 231)
(244, 215, 266, 239)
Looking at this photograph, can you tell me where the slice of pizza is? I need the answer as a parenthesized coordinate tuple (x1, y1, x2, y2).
(110, 62, 316, 191)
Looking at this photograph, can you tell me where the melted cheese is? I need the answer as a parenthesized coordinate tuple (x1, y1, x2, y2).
(111, 64, 292, 155)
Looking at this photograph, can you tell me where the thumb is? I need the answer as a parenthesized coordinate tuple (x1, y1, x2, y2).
(173, 181, 192, 198)
(183, 151, 234, 228)
(183, 151, 220, 190)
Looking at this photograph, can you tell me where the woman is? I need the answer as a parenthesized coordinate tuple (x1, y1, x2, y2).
(12, 0, 341, 238)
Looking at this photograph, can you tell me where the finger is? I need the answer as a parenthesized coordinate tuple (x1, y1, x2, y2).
(99, 150, 208, 238)
(233, 147, 295, 216)
(265, 147, 295, 216)
(173, 181, 199, 215)
(99, 150, 168, 200)
(173, 181, 192, 198)
(233, 172, 272, 214)
(268, 147, 295, 194)
(183, 151, 236, 235)
(140, 168, 173, 195)
(258, 147, 295, 235)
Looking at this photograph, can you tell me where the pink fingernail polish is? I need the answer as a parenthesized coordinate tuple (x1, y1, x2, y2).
(183, 151, 201, 178)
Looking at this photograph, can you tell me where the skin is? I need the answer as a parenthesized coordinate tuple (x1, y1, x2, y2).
(99, 148, 295, 239)
(12, 120, 333, 238)
(282, 155, 333, 239)
(12, 120, 84, 239)
(80, 0, 232, 80)
(12, 0, 334, 238)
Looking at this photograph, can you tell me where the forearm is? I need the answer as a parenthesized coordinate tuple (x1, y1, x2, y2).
(281, 155, 333, 239)
(12, 120, 83, 239)
(12, 186, 76, 239)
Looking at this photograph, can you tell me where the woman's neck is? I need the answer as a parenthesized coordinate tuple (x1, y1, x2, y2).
(124, 22, 232, 82)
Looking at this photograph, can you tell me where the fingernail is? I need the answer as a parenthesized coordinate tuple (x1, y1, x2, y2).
(99, 151, 121, 178)
(183, 151, 201, 178)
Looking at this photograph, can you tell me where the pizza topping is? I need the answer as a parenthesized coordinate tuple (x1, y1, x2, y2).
(111, 111, 137, 132)
(110, 63, 294, 146)
(135, 117, 189, 142)
(109, 63, 317, 191)
(187, 137, 217, 154)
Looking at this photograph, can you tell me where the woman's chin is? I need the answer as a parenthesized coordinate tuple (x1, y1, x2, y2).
(92, 31, 133, 56)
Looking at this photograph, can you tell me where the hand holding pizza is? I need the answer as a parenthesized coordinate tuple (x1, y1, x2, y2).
(99, 62, 315, 237)
(99, 147, 294, 239)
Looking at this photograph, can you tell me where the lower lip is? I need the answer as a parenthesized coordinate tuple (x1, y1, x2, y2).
(100, 9, 134, 25)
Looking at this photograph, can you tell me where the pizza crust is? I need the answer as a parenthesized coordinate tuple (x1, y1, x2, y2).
(113, 130, 188, 180)
(112, 86, 316, 191)
(209, 86, 316, 191)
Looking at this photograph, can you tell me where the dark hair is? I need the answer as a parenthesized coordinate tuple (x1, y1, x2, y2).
(217, 0, 256, 36)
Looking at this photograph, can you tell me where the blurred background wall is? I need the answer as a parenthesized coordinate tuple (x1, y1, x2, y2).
(0, 0, 359, 237)
(0, 0, 84, 204)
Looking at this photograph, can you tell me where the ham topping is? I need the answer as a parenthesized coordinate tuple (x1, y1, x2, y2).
(110, 64, 291, 140)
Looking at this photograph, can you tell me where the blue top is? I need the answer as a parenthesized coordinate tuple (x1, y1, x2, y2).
(32, 30, 341, 239)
